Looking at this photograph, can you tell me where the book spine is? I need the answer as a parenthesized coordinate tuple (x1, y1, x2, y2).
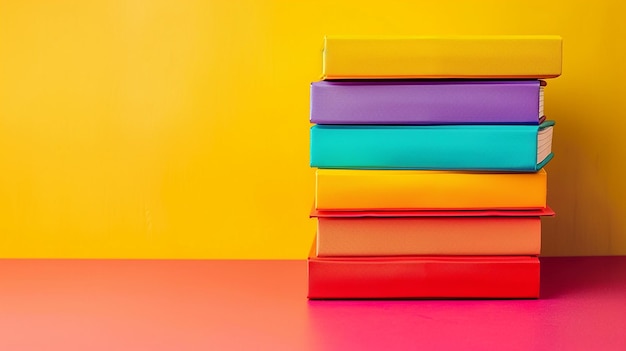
(310, 81, 541, 125)
(323, 36, 562, 79)
(310, 125, 539, 171)
(316, 217, 542, 256)
(308, 256, 540, 299)
(315, 169, 547, 210)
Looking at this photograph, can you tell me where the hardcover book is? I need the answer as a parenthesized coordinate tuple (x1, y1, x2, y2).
(315, 168, 548, 210)
(322, 35, 562, 79)
(310, 122, 555, 171)
(308, 249, 540, 299)
(315, 216, 542, 256)
(310, 80, 546, 125)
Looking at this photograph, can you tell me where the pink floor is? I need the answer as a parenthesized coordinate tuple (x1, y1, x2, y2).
(1, 257, 624, 350)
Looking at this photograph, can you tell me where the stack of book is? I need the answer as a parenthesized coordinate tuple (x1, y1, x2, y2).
(307, 36, 562, 299)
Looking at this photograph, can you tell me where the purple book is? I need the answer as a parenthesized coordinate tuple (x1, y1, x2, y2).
(310, 80, 546, 125)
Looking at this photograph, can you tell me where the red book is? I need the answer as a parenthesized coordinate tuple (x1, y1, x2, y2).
(308, 250, 540, 299)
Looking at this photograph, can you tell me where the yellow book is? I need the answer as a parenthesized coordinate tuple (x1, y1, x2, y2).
(316, 169, 547, 210)
(323, 35, 562, 79)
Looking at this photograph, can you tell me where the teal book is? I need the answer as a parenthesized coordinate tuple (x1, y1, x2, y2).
(310, 121, 554, 171)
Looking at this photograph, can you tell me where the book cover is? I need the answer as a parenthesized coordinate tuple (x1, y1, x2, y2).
(310, 80, 546, 125)
(316, 216, 542, 256)
(323, 35, 562, 79)
(308, 250, 540, 299)
(310, 207, 555, 218)
(310, 122, 555, 171)
(315, 168, 548, 210)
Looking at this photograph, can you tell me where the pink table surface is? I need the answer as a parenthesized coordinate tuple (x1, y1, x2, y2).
(0, 257, 624, 351)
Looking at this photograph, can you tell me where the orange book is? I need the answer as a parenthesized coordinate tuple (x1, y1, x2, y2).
(316, 169, 548, 210)
(316, 216, 541, 257)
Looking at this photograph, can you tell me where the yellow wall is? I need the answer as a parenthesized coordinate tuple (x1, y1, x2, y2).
(0, 0, 624, 258)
